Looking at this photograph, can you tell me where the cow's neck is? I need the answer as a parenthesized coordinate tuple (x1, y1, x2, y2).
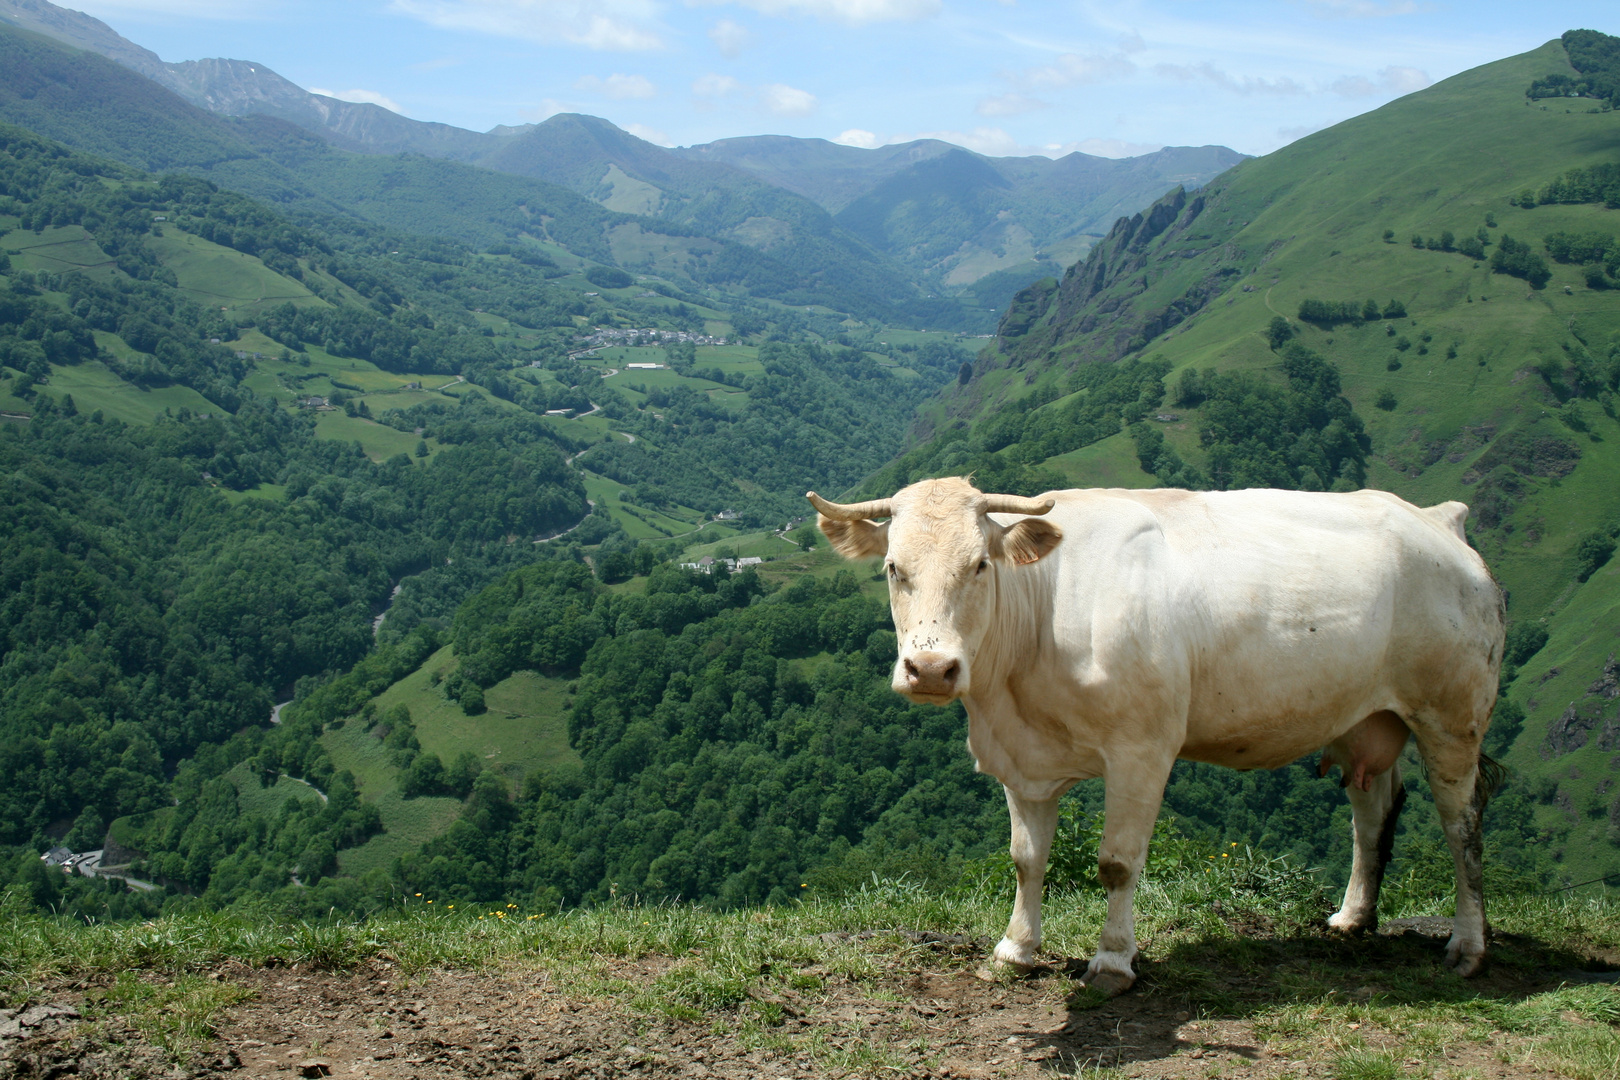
(975, 556, 1057, 692)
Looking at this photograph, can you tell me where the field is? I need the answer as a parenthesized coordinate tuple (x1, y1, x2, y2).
(579, 468, 704, 540)
(143, 230, 319, 314)
(1, 224, 118, 279)
(320, 645, 580, 872)
(4, 849, 1617, 1079)
(23, 360, 221, 423)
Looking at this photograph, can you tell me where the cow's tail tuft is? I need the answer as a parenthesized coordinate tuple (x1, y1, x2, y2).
(1475, 752, 1508, 809)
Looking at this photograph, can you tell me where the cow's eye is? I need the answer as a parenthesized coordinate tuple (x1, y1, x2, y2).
(976, 558, 988, 574)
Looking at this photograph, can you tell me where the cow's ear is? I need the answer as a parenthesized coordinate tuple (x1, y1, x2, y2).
(999, 518, 1062, 566)
(819, 515, 889, 559)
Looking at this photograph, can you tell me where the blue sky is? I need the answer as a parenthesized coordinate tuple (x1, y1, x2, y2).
(64, 1, 1617, 157)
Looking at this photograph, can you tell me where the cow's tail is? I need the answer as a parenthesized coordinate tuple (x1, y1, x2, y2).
(1474, 752, 1508, 811)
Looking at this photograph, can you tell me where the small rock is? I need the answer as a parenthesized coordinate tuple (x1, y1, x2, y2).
(298, 1059, 332, 1078)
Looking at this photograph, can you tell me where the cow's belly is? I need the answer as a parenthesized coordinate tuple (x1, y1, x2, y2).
(1178, 637, 1394, 770)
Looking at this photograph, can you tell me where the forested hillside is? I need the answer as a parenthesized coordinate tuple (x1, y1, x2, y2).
(0, 115, 972, 917)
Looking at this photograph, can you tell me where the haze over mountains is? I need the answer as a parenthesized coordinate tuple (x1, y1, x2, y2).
(0, 0, 1241, 322)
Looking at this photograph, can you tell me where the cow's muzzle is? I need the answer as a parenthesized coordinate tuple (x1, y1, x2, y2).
(897, 651, 963, 702)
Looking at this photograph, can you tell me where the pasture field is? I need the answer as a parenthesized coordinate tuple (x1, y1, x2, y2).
(222, 762, 324, 819)
(142, 231, 319, 313)
(39, 360, 221, 424)
(320, 715, 463, 878)
(1, 224, 117, 279)
(312, 411, 424, 462)
(219, 483, 287, 505)
(4, 844, 1616, 1079)
(676, 528, 803, 565)
(579, 469, 702, 540)
(1042, 430, 1160, 490)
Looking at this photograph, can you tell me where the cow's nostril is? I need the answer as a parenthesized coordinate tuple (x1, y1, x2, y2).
(904, 659, 920, 679)
(943, 660, 960, 683)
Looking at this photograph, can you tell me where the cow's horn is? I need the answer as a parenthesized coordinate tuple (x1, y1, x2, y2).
(806, 492, 894, 520)
(982, 494, 1056, 516)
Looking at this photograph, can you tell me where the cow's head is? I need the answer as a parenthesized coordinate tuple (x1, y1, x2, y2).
(808, 477, 1062, 704)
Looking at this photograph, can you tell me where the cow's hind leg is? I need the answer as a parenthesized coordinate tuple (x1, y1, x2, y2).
(1328, 760, 1406, 933)
(993, 788, 1060, 972)
(1415, 733, 1504, 977)
(1081, 752, 1176, 996)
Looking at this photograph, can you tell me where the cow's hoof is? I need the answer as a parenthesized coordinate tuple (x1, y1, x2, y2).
(1444, 937, 1486, 978)
(992, 937, 1038, 972)
(1080, 954, 1136, 997)
(1327, 910, 1375, 935)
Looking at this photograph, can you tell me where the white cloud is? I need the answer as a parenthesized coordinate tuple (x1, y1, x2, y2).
(1014, 52, 1136, 90)
(625, 122, 672, 145)
(388, 0, 664, 51)
(701, 0, 939, 25)
(1155, 62, 1306, 96)
(976, 93, 1047, 117)
(761, 83, 818, 116)
(1331, 65, 1430, 97)
(708, 18, 752, 56)
(575, 72, 658, 98)
(309, 87, 405, 113)
(692, 73, 744, 97)
(833, 128, 879, 148)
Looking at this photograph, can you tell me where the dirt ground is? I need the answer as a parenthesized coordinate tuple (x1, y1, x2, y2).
(3, 923, 1615, 1079)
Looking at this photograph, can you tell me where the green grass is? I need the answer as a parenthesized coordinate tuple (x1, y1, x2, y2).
(222, 761, 325, 819)
(319, 645, 580, 873)
(2, 859, 1616, 1076)
(312, 411, 425, 462)
(0, 224, 118, 279)
(1042, 430, 1160, 490)
(219, 483, 286, 505)
(580, 469, 702, 540)
(35, 361, 221, 424)
(144, 230, 319, 313)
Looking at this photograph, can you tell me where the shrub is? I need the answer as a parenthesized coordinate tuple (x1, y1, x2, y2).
(1375, 389, 1397, 411)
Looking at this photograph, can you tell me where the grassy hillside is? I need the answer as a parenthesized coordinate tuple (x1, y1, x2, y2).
(892, 35, 1620, 883)
(3, 852, 1617, 1079)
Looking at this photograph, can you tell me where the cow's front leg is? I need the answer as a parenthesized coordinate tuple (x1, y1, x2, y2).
(993, 788, 1060, 972)
(1084, 753, 1174, 996)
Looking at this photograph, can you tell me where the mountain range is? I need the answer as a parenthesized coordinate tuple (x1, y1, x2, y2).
(0, 0, 1241, 321)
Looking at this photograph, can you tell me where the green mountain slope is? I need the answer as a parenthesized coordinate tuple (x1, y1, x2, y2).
(0, 0, 1242, 328)
(0, 22, 928, 323)
(880, 34, 1620, 883)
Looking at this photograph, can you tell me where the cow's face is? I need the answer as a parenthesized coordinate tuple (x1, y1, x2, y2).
(812, 478, 1062, 703)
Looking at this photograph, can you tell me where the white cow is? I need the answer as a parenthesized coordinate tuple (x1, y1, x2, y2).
(809, 477, 1504, 994)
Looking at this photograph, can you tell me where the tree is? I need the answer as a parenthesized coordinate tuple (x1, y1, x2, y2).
(1266, 316, 1294, 349)
(788, 523, 820, 551)
(415, 439, 429, 458)
(460, 684, 486, 716)
(1375, 389, 1397, 411)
